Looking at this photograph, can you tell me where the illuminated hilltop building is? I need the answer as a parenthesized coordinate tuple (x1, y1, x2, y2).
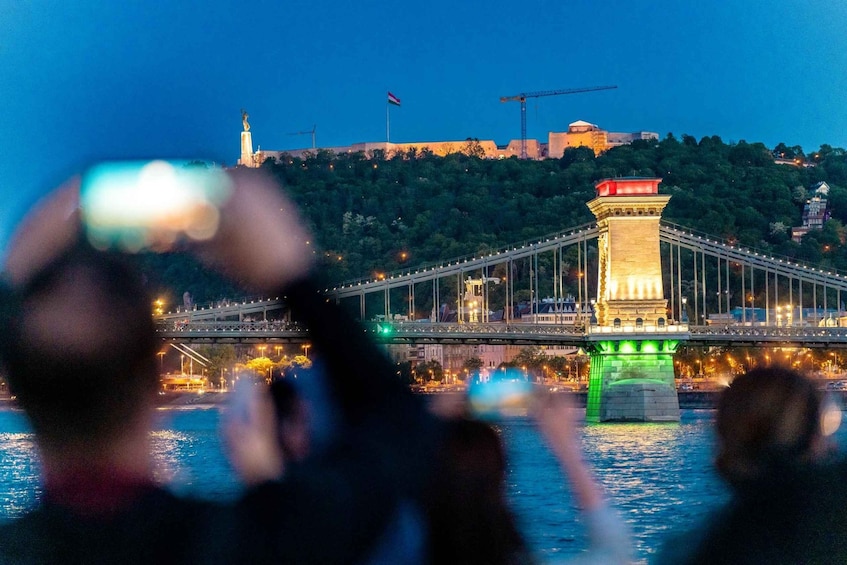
(238, 120, 656, 165)
(243, 138, 541, 163)
(547, 121, 658, 158)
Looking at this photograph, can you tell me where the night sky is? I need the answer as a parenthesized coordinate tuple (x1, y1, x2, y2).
(2, 0, 846, 259)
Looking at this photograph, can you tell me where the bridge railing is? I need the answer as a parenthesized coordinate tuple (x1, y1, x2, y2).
(154, 297, 284, 321)
(155, 320, 304, 333)
(153, 317, 847, 348)
(365, 321, 585, 336)
(689, 325, 847, 339)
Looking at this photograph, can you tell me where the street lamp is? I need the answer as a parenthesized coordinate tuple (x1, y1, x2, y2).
(157, 351, 166, 374)
(258, 345, 267, 358)
(302, 344, 311, 360)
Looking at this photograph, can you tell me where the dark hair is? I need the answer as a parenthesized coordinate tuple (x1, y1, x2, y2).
(716, 365, 822, 488)
(269, 377, 313, 464)
(270, 377, 302, 421)
(424, 418, 530, 565)
(0, 245, 158, 449)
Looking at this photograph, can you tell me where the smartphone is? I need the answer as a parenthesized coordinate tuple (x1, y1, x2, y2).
(467, 371, 535, 418)
(80, 160, 233, 252)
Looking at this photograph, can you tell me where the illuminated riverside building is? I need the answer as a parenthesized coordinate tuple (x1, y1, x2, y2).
(238, 120, 655, 165)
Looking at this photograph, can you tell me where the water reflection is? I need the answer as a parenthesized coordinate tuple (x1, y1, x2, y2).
(0, 431, 40, 518)
(0, 405, 242, 519)
(499, 410, 728, 563)
(2, 406, 842, 562)
(151, 406, 240, 500)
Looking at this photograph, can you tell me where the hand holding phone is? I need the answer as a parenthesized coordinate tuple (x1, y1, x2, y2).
(467, 370, 535, 418)
(80, 160, 232, 252)
(79, 161, 314, 292)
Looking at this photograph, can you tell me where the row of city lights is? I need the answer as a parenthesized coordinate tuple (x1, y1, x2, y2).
(155, 296, 283, 317)
(330, 225, 596, 292)
(335, 224, 847, 296)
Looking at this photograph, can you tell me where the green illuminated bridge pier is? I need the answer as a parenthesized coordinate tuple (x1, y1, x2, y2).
(155, 178, 847, 422)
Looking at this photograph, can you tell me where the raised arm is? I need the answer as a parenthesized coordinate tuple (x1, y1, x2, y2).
(534, 394, 633, 564)
(200, 169, 438, 562)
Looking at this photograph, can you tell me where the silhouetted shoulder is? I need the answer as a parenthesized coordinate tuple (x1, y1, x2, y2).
(0, 491, 236, 565)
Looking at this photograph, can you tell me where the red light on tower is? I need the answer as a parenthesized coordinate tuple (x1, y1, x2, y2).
(594, 178, 662, 197)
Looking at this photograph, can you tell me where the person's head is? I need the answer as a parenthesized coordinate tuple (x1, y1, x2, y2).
(424, 417, 527, 565)
(0, 243, 159, 455)
(716, 365, 824, 488)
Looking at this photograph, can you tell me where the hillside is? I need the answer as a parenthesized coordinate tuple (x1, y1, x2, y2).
(141, 136, 847, 309)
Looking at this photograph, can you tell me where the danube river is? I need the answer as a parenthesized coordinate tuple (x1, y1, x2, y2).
(1, 403, 844, 562)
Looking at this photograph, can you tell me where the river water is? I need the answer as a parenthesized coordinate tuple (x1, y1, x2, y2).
(1, 405, 842, 563)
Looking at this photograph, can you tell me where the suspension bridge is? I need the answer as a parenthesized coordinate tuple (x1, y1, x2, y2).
(154, 177, 847, 420)
(155, 227, 847, 348)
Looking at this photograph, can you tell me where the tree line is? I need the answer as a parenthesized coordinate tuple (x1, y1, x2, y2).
(140, 135, 847, 316)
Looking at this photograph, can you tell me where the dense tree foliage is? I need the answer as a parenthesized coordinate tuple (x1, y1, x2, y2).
(143, 137, 847, 311)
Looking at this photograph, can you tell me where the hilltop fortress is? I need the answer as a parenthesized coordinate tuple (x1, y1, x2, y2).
(239, 120, 658, 166)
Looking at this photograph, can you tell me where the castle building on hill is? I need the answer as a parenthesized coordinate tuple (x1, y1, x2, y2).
(238, 120, 657, 166)
(547, 120, 658, 158)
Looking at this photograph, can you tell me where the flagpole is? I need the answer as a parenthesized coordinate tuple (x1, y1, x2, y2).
(386, 102, 390, 143)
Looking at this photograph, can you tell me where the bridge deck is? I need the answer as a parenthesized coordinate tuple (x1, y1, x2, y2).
(155, 320, 847, 348)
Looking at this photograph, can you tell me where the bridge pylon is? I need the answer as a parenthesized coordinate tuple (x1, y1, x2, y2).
(584, 178, 683, 422)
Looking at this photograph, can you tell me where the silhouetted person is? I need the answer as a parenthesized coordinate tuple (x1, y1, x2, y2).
(0, 169, 438, 564)
(659, 365, 843, 564)
(715, 365, 834, 489)
(425, 394, 632, 564)
(425, 417, 530, 564)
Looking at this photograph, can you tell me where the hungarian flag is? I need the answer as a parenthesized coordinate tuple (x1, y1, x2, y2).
(387, 92, 401, 106)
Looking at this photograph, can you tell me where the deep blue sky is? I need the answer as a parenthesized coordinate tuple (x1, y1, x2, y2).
(2, 1, 846, 258)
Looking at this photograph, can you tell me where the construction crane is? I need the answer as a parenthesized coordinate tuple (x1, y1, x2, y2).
(500, 86, 617, 159)
(286, 124, 316, 150)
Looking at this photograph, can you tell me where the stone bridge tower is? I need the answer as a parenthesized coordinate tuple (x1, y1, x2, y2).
(584, 178, 684, 422)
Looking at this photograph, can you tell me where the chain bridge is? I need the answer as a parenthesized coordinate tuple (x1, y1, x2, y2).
(154, 177, 847, 421)
(155, 226, 847, 349)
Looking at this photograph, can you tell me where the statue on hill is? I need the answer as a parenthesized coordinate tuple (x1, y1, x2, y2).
(241, 109, 250, 132)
